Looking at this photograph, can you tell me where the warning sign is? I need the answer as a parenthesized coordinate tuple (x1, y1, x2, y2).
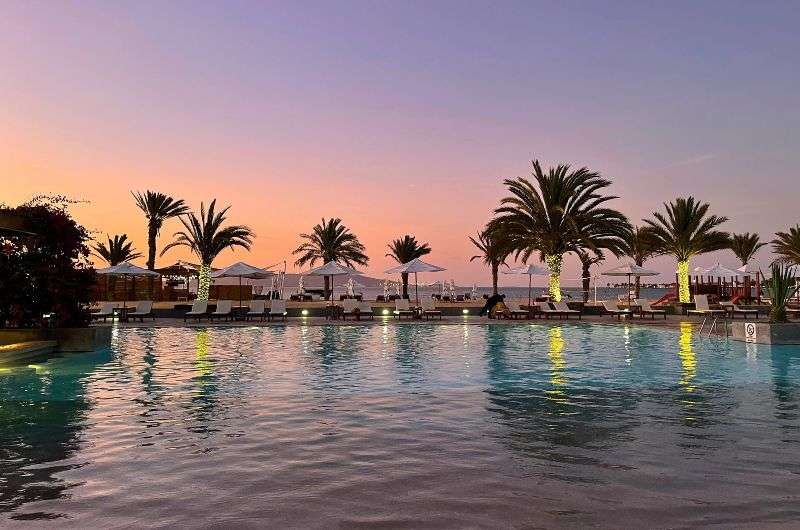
(745, 322, 757, 343)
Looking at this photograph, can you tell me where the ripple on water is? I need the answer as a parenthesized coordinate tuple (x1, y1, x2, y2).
(1, 324, 800, 527)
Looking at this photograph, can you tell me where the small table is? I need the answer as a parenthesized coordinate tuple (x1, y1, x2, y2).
(325, 305, 344, 320)
(113, 306, 132, 322)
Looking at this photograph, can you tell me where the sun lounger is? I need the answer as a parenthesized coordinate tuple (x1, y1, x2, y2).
(209, 300, 233, 321)
(786, 307, 800, 320)
(421, 298, 442, 320)
(602, 300, 631, 319)
(268, 299, 287, 321)
(184, 300, 209, 322)
(719, 301, 759, 319)
(393, 299, 414, 319)
(92, 302, 116, 322)
(535, 301, 562, 319)
(342, 299, 360, 320)
(505, 300, 530, 319)
(687, 295, 725, 318)
(357, 302, 374, 320)
(553, 301, 581, 320)
(129, 301, 155, 322)
(636, 299, 667, 320)
(244, 300, 267, 321)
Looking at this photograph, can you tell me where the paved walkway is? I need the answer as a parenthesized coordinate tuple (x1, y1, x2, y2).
(94, 313, 754, 333)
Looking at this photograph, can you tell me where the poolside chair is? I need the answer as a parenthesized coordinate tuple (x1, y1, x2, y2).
(268, 299, 287, 321)
(719, 301, 759, 319)
(210, 300, 233, 322)
(245, 299, 267, 321)
(393, 298, 414, 319)
(357, 302, 374, 320)
(636, 299, 667, 320)
(553, 301, 581, 320)
(788, 307, 800, 320)
(504, 300, 530, 319)
(92, 302, 116, 322)
(342, 299, 359, 320)
(687, 295, 725, 318)
(420, 298, 442, 320)
(601, 300, 631, 320)
(535, 301, 561, 319)
(184, 300, 208, 322)
(129, 301, 155, 322)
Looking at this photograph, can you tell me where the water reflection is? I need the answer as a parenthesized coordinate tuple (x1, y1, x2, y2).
(771, 346, 800, 429)
(0, 349, 112, 515)
(545, 326, 567, 403)
(678, 322, 697, 392)
(483, 325, 641, 468)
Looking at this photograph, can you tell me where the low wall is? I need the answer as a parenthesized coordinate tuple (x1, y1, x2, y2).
(731, 322, 800, 345)
(0, 327, 112, 352)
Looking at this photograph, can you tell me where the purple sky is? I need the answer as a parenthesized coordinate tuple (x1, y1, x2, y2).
(3, 1, 798, 285)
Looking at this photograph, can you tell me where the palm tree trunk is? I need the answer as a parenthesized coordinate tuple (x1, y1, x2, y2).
(197, 263, 212, 301)
(401, 272, 409, 298)
(146, 223, 158, 270)
(634, 258, 643, 299)
(677, 259, 690, 303)
(491, 263, 499, 295)
(545, 254, 563, 302)
(581, 261, 591, 303)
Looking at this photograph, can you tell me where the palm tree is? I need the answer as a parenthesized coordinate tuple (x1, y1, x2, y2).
(132, 191, 189, 270)
(160, 200, 254, 301)
(385, 235, 431, 298)
(92, 234, 142, 266)
(293, 218, 369, 298)
(772, 225, 800, 266)
(644, 197, 729, 303)
(489, 160, 626, 301)
(729, 232, 766, 266)
(619, 225, 662, 298)
(573, 215, 629, 302)
(469, 227, 510, 295)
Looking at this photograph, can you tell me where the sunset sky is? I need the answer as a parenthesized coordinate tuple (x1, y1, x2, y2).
(3, 1, 798, 285)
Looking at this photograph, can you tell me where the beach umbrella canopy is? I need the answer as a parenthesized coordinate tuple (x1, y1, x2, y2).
(212, 261, 274, 309)
(700, 263, 741, 278)
(502, 263, 549, 307)
(96, 261, 159, 310)
(385, 258, 446, 306)
(306, 261, 359, 301)
(603, 263, 659, 307)
(737, 262, 762, 275)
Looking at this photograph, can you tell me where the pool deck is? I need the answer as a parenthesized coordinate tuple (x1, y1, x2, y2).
(94, 313, 754, 332)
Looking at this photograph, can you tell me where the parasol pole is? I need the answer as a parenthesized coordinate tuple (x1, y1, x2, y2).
(415, 271, 420, 306)
(528, 274, 532, 308)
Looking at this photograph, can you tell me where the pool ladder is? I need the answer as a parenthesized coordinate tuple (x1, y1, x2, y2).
(698, 313, 730, 339)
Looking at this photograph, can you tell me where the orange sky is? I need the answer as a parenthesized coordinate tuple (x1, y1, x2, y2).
(3, 2, 797, 286)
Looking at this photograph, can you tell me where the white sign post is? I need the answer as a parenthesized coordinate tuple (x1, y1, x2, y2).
(745, 322, 758, 343)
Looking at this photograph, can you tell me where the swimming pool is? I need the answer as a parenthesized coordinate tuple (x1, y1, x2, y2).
(2, 323, 799, 527)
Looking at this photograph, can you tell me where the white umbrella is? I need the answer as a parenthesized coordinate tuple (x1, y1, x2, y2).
(306, 261, 359, 302)
(502, 263, 549, 308)
(385, 258, 446, 306)
(738, 262, 764, 302)
(603, 263, 659, 307)
(212, 261, 274, 309)
(701, 263, 741, 278)
(96, 261, 160, 313)
(737, 262, 761, 275)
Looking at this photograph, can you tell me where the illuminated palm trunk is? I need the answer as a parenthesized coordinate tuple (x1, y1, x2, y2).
(677, 260, 690, 303)
(197, 263, 212, 301)
(545, 254, 563, 302)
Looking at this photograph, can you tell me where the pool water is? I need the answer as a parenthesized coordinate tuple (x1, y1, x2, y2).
(2, 323, 800, 527)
